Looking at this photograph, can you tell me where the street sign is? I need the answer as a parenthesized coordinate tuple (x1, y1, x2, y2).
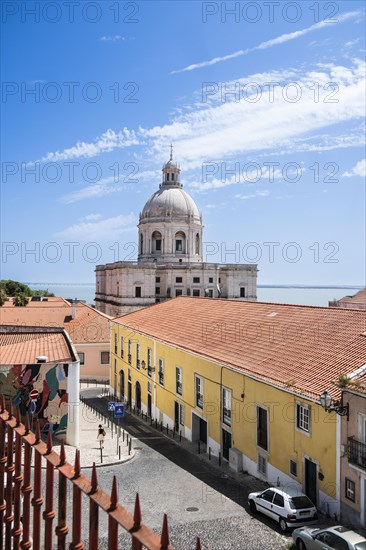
(114, 403, 124, 418)
(30, 389, 39, 401)
(108, 401, 116, 411)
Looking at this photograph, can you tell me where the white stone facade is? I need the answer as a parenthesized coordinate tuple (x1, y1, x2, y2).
(95, 153, 257, 317)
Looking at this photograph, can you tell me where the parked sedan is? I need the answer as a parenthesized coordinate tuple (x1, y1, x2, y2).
(248, 487, 318, 532)
(292, 525, 366, 550)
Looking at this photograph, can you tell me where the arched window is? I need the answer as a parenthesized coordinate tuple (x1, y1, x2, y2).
(175, 231, 186, 253)
(152, 231, 162, 253)
(195, 233, 200, 254)
(140, 234, 143, 255)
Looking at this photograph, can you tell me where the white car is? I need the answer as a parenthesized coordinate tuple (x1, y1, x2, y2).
(292, 525, 366, 550)
(248, 486, 318, 532)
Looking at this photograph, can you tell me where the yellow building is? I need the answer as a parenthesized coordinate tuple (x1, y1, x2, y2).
(111, 297, 366, 518)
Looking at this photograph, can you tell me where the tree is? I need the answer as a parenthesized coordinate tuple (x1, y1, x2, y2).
(13, 294, 29, 307)
(0, 289, 7, 306)
(0, 280, 54, 298)
(0, 280, 32, 297)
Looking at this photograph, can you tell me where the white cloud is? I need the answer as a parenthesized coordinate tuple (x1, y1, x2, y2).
(171, 11, 362, 74)
(342, 159, 366, 177)
(78, 213, 102, 222)
(100, 35, 126, 42)
(55, 214, 137, 240)
(36, 129, 138, 163)
(235, 190, 270, 200)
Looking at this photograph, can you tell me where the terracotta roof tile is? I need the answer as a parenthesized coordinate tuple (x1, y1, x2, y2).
(0, 327, 74, 364)
(0, 301, 111, 343)
(113, 297, 366, 400)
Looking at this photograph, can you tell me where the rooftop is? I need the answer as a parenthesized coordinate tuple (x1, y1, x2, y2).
(0, 300, 111, 343)
(113, 297, 366, 401)
(0, 325, 76, 364)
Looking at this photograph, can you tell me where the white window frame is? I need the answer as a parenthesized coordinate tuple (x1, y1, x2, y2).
(158, 359, 164, 386)
(222, 387, 232, 426)
(196, 376, 204, 409)
(136, 343, 140, 369)
(128, 339, 132, 364)
(147, 348, 152, 377)
(296, 402, 311, 434)
(176, 366, 182, 395)
(78, 352, 85, 365)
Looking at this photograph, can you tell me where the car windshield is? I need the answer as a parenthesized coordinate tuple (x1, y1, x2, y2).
(289, 496, 314, 509)
(355, 543, 366, 550)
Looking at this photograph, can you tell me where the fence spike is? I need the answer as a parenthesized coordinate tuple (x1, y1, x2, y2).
(160, 513, 170, 548)
(132, 493, 141, 531)
(35, 420, 41, 443)
(25, 413, 30, 434)
(110, 476, 118, 511)
(15, 406, 21, 426)
(73, 449, 81, 478)
(46, 429, 53, 454)
(59, 438, 66, 466)
(196, 537, 202, 550)
(8, 399, 13, 418)
(91, 462, 98, 493)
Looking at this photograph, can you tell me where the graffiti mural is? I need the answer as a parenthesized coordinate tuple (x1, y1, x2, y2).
(0, 363, 69, 438)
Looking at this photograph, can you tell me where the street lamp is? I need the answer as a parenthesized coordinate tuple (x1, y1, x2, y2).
(319, 390, 349, 420)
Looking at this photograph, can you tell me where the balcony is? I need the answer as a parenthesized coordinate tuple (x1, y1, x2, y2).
(348, 437, 366, 470)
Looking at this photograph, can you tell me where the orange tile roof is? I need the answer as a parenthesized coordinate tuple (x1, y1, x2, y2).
(0, 301, 111, 343)
(113, 297, 366, 401)
(337, 288, 366, 308)
(0, 326, 74, 364)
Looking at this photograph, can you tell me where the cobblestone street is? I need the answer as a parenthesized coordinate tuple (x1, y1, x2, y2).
(78, 387, 291, 549)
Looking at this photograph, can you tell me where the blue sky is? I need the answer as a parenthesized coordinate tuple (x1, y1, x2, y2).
(1, 0, 365, 286)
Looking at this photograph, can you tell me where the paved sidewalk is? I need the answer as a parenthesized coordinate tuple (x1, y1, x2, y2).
(52, 400, 135, 468)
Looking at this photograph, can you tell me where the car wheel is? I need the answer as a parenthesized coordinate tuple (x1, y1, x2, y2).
(279, 518, 288, 532)
(249, 500, 257, 514)
(296, 539, 307, 550)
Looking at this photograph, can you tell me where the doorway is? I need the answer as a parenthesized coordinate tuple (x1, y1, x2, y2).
(147, 394, 152, 417)
(222, 429, 232, 461)
(119, 370, 125, 401)
(304, 458, 317, 506)
(127, 382, 132, 407)
(192, 413, 207, 444)
(135, 381, 141, 410)
(174, 402, 179, 432)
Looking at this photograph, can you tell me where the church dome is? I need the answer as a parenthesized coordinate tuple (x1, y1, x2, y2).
(139, 147, 201, 223)
(140, 186, 201, 222)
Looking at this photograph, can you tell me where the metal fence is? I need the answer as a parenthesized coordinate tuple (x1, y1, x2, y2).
(0, 396, 202, 550)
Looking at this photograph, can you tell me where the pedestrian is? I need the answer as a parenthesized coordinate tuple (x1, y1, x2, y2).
(97, 424, 106, 449)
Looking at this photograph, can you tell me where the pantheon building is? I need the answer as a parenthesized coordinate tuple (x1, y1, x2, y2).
(95, 152, 258, 317)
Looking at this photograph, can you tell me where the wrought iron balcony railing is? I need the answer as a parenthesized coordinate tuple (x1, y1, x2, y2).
(348, 436, 366, 470)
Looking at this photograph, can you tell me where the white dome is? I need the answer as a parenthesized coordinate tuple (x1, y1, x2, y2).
(140, 186, 201, 223)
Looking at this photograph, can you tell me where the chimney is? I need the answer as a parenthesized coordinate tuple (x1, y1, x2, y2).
(72, 298, 77, 320)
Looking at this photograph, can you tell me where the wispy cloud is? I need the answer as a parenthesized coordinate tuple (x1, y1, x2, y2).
(171, 11, 362, 74)
(235, 190, 270, 200)
(36, 129, 138, 163)
(55, 213, 137, 240)
(342, 159, 366, 177)
(100, 35, 126, 42)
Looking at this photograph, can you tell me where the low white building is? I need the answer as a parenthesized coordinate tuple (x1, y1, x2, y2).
(95, 151, 257, 317)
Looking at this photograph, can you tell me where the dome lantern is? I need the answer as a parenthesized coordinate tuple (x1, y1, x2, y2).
(162, 144, 181, 187)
